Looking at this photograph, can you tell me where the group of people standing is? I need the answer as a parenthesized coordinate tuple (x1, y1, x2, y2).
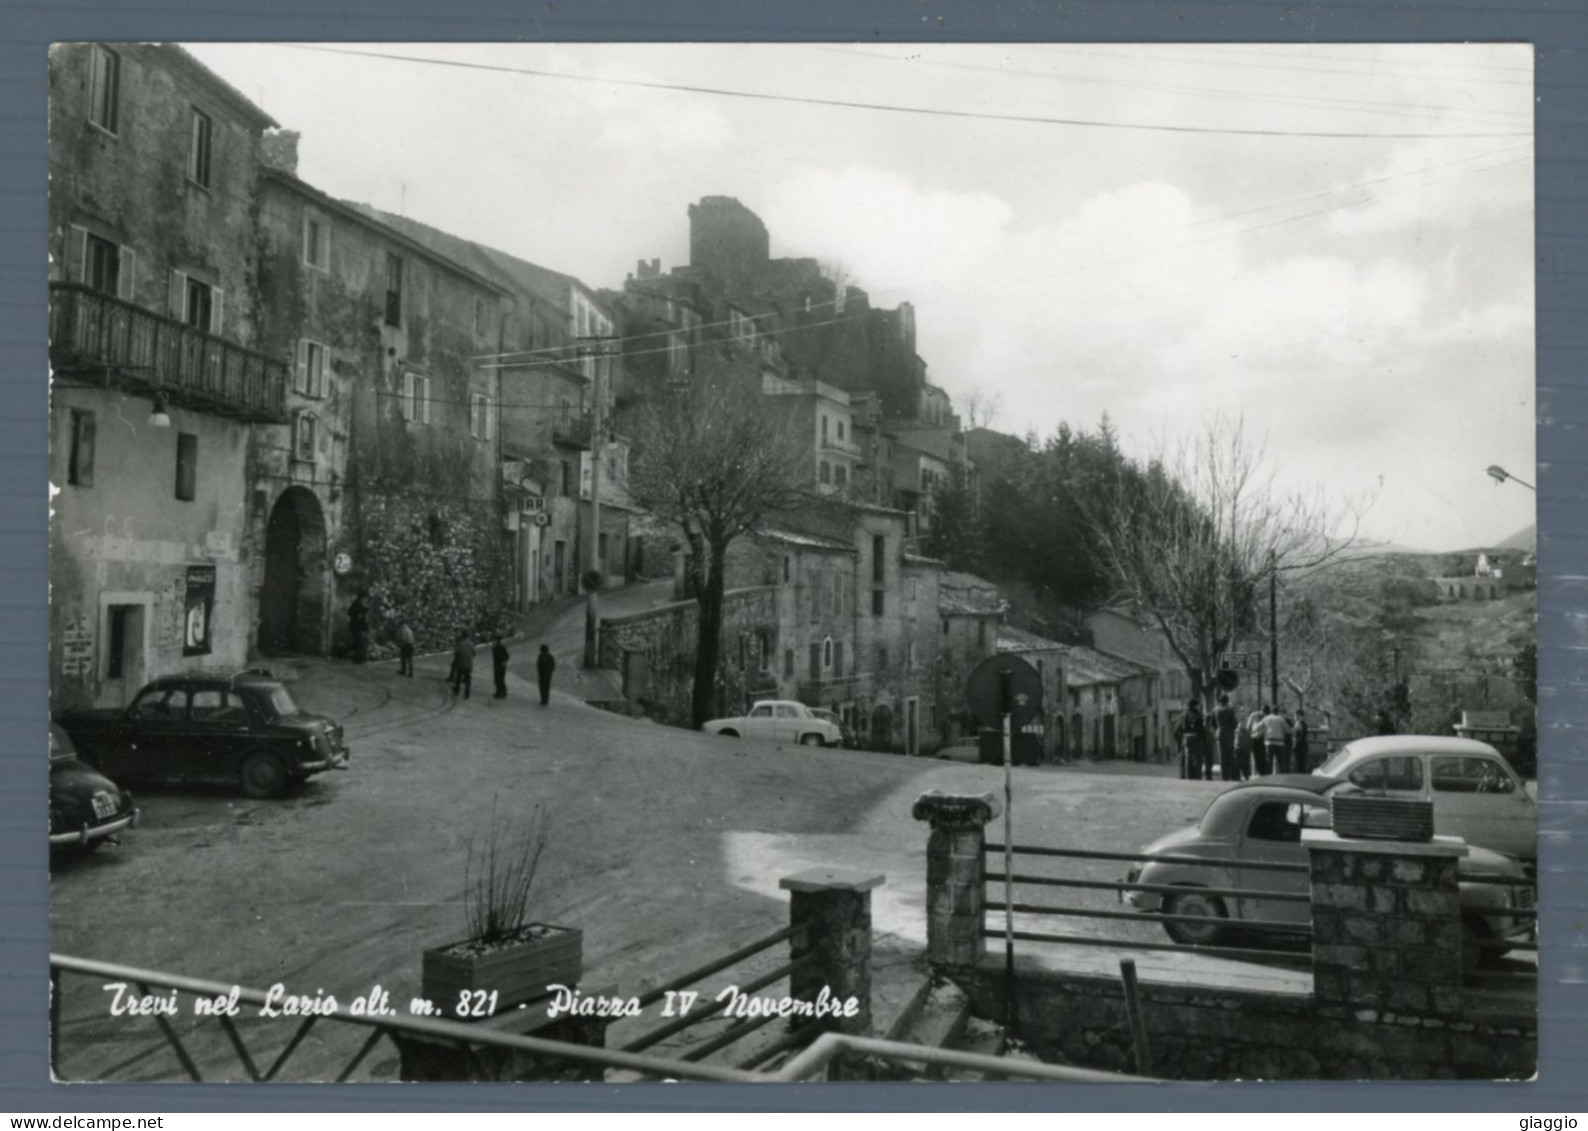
(1175, 695, 1311, 781)
(345, 592, 557, 706)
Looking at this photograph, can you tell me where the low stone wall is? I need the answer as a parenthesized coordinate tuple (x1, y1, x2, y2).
(599, 586, 777, 726)
(960, 957, 1535, 1080)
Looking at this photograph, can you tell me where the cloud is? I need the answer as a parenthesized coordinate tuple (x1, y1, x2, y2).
(761, 166, 1013, 288)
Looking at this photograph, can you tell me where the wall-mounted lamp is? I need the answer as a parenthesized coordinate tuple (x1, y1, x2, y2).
(149, 394, 171, 428)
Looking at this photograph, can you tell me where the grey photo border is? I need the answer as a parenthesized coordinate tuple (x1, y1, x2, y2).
(2, 0, 1582, 1113)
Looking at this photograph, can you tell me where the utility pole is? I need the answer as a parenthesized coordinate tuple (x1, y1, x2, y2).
(1269, 548, 1280, 708)
(579, 336, 616, 668)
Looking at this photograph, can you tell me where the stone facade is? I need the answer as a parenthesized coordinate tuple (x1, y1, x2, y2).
(48, 44, 282, 710)
(599, 586, 778, 726)
(253, 169, 514, 657)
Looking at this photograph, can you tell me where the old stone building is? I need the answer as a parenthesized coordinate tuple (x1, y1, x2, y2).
(251, 153, 517, 657)
(366, 210, 632, 605)
(48, 43, 286, 709)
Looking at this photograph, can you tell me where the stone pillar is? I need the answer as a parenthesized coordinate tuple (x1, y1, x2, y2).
(1305, 831, 1468, 1022)
(912, 790, 1001, 974)
(779, 867, 883, 1038)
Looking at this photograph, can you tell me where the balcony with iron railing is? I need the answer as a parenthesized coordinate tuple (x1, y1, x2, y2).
(821, 435, 862, 457)
(50, 283, 288, 423)
(551, 410, 594, 449)
(795, 671, 873, 707)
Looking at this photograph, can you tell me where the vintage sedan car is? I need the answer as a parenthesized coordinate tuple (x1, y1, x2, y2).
(50, 723, 138, 852)
(702, 700, 843, 747)
(1122, 775, 1534, 972)
(57, 669, 350, 799)
(808, 708, 856, 748)
(1315, 736, 1536, 864)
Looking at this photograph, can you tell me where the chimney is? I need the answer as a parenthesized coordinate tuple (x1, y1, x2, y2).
(260, 129, 300, 176)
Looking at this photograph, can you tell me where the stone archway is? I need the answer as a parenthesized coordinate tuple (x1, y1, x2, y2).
(259, 486, 328, 655)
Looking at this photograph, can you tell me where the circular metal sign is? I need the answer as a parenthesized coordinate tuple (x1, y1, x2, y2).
(332, 551, 354, 576)
(966, 653, 1044, 730)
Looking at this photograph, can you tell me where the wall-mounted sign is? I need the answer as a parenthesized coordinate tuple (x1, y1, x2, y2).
(520, 496, 546, 513)
(533, 512, 552, 528)
(333, 552, 354, 576)
(183, 565, 215, 657)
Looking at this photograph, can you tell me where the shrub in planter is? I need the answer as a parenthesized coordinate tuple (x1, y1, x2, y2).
(421, 804, 583, 1019)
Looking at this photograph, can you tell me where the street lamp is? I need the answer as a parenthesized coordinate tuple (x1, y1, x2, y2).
(1486, 464, 1535, 492)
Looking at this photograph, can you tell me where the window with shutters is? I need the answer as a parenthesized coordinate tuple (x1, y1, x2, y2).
(295, 340, 326, 398)
(302, 213, 329, 271)
(808, 643, 821, 681)
(783, 648, 794, 679)
(88, 47, 120, 134)
(67, 409, 96, 488)
(834, 641, 844, 676)
(84, 234, 119, 294)
(470, 394, 490, 440)
(808, 572, 820, 624)
(170, 273, 222, 335)
(294, 412, 317, 462)
(873, 535, 886, 581)
(384, 253, 403, 327)
(823, 637, 833, 669)
(175, 433, 198, 501)
(402, 373, 431, 424)
(187, 108, 213, 188)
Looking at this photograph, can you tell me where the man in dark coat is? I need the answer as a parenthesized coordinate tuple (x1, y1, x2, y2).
(491, 635, 510, 699)
(1294, 709, 1311, 770)
(1214, 693, 1239, 781)
(451, 632, 474, 700)
(536, 644, 556, 706)
(1175, 700, 1211, 781)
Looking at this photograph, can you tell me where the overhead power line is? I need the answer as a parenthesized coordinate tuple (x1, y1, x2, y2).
(290, 44, 1530, 140)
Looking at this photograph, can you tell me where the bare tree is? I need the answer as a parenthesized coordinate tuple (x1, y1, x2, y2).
(1090, 413, 1369, 710)
(962, 386, 1004, 431)
(627, 372, 812, 728)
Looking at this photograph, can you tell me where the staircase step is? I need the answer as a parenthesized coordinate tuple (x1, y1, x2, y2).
(943, 1018, 1008, 1081)
(898, 982, 973, 1079)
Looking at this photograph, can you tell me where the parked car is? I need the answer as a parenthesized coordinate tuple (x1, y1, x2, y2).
(50, 723, 138, 853)
(808, 708, 856, 748)
(1121, 775, 1534, 972)
(1315, 735, 1536, 864)
(702, 700, 842, 747)
(57, 669, 350, 799)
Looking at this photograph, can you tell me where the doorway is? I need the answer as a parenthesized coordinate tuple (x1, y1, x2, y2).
(260, 486, 328, 654)
(97, 594, 150, 708)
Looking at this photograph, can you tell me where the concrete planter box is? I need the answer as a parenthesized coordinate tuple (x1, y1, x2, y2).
(422, 924, 583, 1014)
(1330, 794, 1434, 842)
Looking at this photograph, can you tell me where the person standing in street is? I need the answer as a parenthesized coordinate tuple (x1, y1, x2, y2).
(1214, 693, 1239, 781)
(1375, 708, 1396, 736)
(1260, 705, 1293, 774)
(1249, 705, 1271, 775)
(348, 591, 370, 664)
(396, 619, 415, 677)
(1294, 708, 1311, 771)
(451, 631, 475, 700)
(492, 634, 510, 699)
(1175, 700, 1211, 781)
(536, 644, 556, 706)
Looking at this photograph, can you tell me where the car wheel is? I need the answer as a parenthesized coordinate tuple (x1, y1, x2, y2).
(240, 751, 290, 799)
(1163, 889, 1229, 946)
(801, 733, 824, 747)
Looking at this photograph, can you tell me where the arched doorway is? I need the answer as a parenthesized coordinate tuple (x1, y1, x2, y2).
(259, 486, 328, 655)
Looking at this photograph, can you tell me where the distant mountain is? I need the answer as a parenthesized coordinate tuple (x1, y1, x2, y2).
(1495, 523, 1537, 553)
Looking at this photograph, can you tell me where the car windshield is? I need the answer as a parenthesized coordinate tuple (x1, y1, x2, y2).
(261, 686, 301, 717)
(1315, 746, 1355, 776)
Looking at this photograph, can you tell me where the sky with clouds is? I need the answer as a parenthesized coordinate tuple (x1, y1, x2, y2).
(184, 42, 1536, 553)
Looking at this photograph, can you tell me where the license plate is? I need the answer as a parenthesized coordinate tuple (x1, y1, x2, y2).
(91, 793, 117, 820)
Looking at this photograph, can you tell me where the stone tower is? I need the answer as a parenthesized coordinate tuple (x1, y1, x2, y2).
(688, 196, 770, 293)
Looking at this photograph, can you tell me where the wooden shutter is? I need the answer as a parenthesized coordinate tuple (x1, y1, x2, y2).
(70, 410, 96, 488)
(116, 246, 136, 302)
(422, 378, 431, 425)
(210, 288, 224, 335)
(65, 225, 87, 283)
(295, 340, 308, 396)
(168, 270, 187, 320)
